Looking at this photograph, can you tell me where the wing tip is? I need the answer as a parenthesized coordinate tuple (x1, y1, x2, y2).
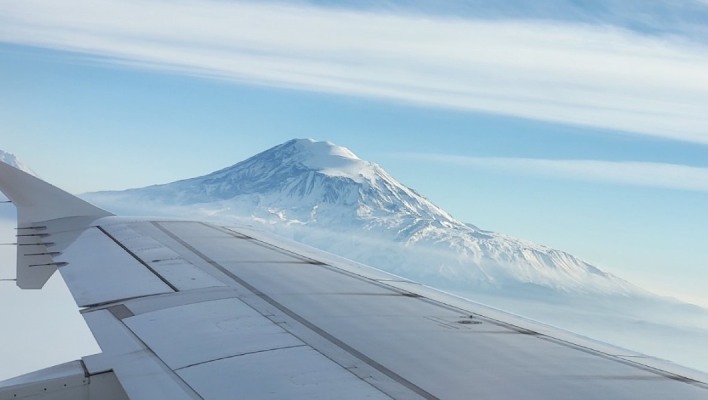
(0, 161, 113, 224)
(0, 161, 114, 289)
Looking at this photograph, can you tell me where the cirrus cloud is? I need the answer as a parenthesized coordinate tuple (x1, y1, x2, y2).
(393, 153, 708, 193)
(2, 0, 708, 144)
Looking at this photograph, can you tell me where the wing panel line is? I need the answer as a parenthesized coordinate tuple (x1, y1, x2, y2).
(152, 221, 437, 400)
(82, 309, 204, 399)
(97, 225, 179, 292)
(174, 344, 308, 371)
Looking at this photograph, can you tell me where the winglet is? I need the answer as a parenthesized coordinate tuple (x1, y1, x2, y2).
(0, 161, 113, 288)
(0, 161, 112, 225)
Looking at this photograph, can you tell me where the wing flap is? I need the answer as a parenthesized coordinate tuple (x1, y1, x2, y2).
(100, 222, 227, 291)
(177, 346, 391, 400)
(80, 287, 394, 399)
(56, 227, 174, 307)
(82, 310, 200, 400)
(123, 297, 303, 370)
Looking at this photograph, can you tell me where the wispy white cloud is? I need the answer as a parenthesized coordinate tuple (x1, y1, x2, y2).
(394, 153, 708, 192)
(2, 0, 708, 144)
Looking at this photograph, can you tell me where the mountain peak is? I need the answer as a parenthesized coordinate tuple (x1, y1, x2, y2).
(95, 138, 455, 222)
(85, 139, 637, 297)
(282, 138, 360, 161)
(269, 139, 372, 183)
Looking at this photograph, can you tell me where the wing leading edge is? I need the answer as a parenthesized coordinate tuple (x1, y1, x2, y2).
(1, 162, 707, 400)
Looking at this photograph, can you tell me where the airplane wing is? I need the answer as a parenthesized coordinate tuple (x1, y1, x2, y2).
(1, 161, 707, 400)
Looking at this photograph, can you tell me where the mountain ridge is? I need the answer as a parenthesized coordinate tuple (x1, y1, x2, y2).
(86, 138, 640, 296)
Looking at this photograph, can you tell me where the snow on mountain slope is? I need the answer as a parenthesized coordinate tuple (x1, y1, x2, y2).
(86, 139, 640, 296)
(0, 150, 38, 211)
(0, 150, 37, 177)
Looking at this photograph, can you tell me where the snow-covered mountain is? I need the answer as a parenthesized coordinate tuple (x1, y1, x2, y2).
(8, 140, 708, 371)
(0, 150, 37, 177)
(0, 150, 38, 211)
(86, 139, 639, 296)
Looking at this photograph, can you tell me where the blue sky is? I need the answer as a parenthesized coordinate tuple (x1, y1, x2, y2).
(1, 0, 708, 306)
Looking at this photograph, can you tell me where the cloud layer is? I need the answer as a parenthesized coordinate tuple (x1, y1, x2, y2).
(2, 0, 708, 144)
(395, 153, 708, 192)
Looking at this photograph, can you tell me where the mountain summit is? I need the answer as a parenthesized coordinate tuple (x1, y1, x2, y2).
(87, 139, 638, 296)
(124, 139, 456, 222)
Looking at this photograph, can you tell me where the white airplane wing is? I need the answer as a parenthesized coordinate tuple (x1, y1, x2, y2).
(1, 161, 707, 400)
